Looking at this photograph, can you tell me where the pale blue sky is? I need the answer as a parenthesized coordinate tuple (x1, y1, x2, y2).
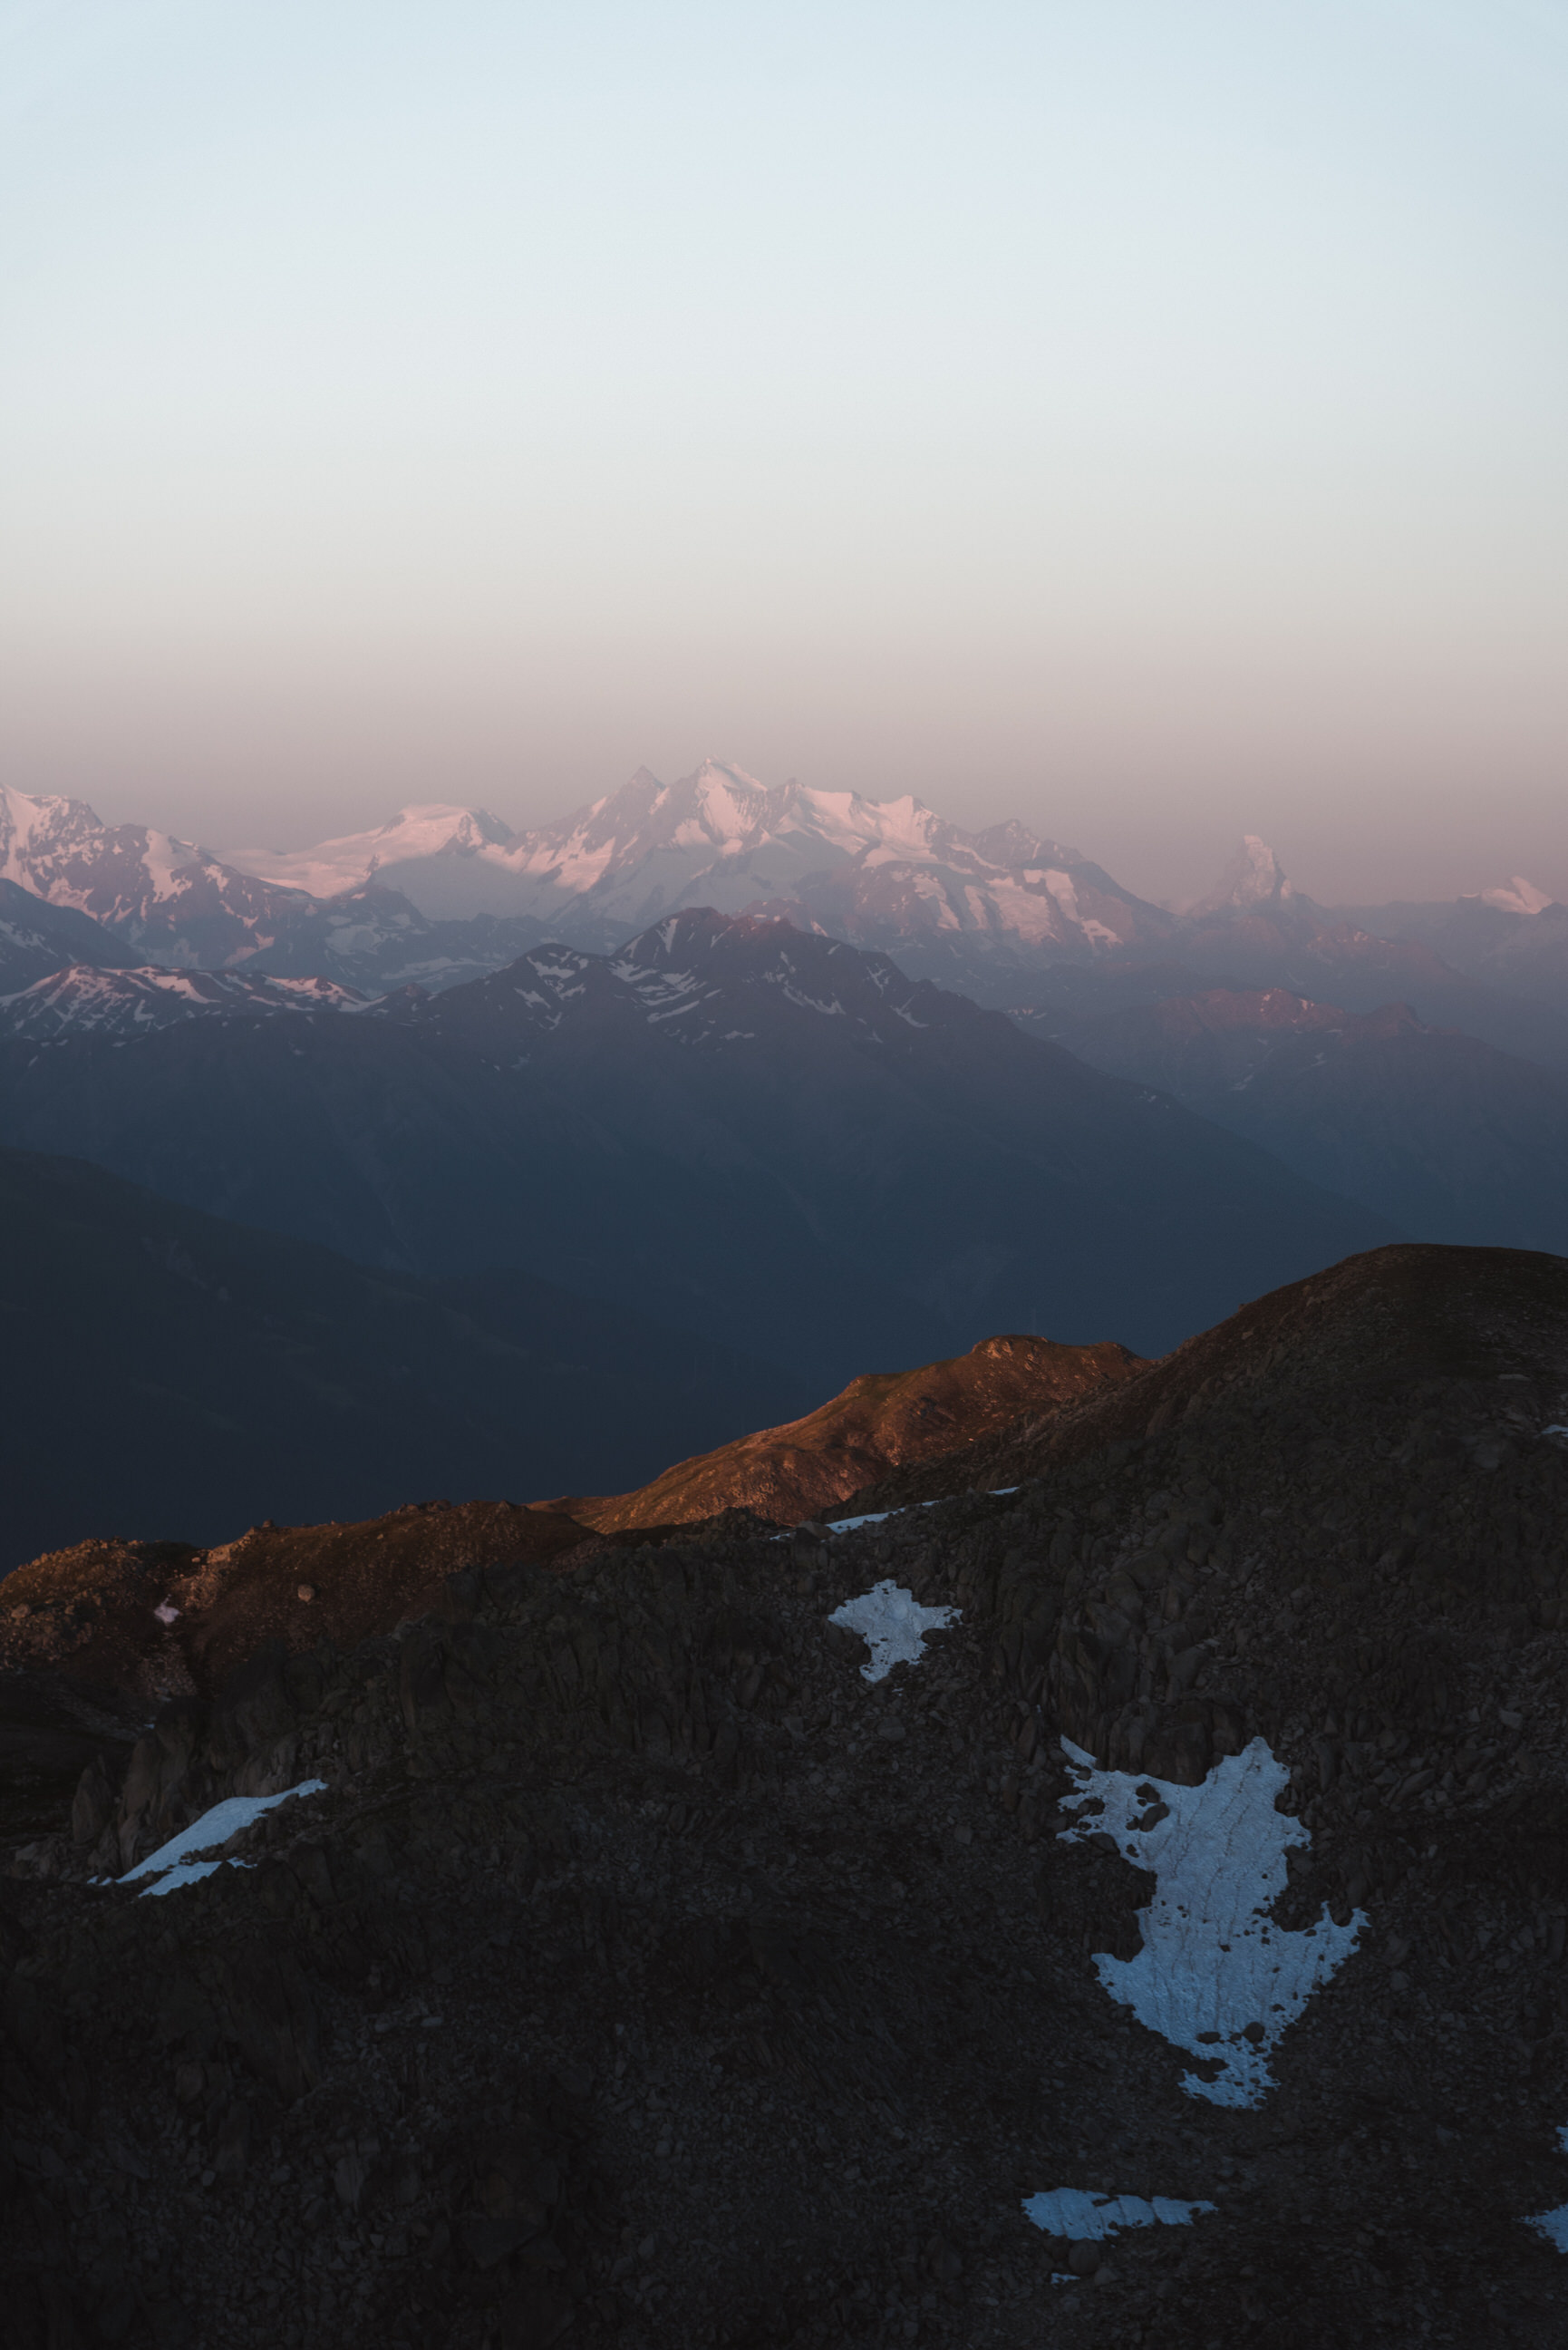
(2, 0, 1566, 899)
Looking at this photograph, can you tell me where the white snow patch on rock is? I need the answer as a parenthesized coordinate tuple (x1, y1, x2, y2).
(828, 1582, 959, 1682)
(1527, 2205, 1568, 2252)
(1525, 2125, 1568, 2248)
(822, 1487, 1018, 1537)
(138, 1858, 241, 1897)
(1057, 1736, 1364, 2106)
(119, 1780, 328, 1897)
(1022, 2189, 1215, 2240)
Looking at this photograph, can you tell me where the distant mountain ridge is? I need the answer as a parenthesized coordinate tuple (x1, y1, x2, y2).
(0, 964, 367, 1041)
(0, 908, 1398, 1384)
(1047, 984, 1568, 1257)
(0, 875, 137, 996)
(220, 765, 1568, 1054)
(9, 904, 1562, 1356)
(5, 767, 1566, 1059)
(0, 785, 547, 993)
(231, 758, 1172, 960)
(0, 1141, 809, 1569)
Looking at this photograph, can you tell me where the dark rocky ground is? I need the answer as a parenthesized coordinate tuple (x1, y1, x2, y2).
(5, 1243, 1568, 2348)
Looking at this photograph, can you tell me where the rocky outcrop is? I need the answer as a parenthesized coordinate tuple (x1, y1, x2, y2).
(4, 1244, 1568, 2346)
(545, 1332, 1146, 1534)
(0, 1500, 593, 1709)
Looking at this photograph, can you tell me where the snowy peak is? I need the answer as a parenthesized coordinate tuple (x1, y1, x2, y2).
(227, 802, 517, 898)
(966, 817, 1081, 869)
(1189, 835, 1295, 918)
(0, 784, 310, 961)
(221, 758, 1171, 964)
(1477, 875, 1554, 918)
(679, 758, 773, 844)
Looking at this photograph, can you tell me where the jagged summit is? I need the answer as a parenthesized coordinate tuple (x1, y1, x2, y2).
(219, 759, 1173, 957)
(0, 782, 307, 963)
(1188, 833, 1295, 918)
(227, 802, 518, 898)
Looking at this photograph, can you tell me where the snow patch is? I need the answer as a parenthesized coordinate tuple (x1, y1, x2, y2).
(828, 1582, 959, 1682)
(1525, 2125, 1568, 2248)
(1527, 2206, 1568, 2253)
(823, 1487, 1018, 1537)
(120, 1780, 328, 1897)
(1021, 2190, 1215, 2240)
(1057, 1737, 1364, 2106)
(1481, 876, 1553, 918)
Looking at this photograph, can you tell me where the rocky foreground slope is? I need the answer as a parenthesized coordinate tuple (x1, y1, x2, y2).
(4, 1244, 1568, 2348)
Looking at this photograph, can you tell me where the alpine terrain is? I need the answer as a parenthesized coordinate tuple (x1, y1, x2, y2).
(6, 763, 1567, 1072)
(3, 1242, 1568, 2350)
(0, 908, 1396, 1384)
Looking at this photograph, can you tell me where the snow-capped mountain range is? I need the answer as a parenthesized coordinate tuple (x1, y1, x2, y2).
(0, 784, 546, 996)
(0, 765, 1563, 1032)
(0, 782, 307, 966)
(228, 759, 1174, 959)
(224, 764, 1568, 1005)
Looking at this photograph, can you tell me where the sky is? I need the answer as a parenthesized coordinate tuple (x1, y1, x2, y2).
(2, 0, 1566, 906)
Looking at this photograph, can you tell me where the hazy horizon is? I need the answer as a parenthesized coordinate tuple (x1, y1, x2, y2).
(4, 1, 1566, 909)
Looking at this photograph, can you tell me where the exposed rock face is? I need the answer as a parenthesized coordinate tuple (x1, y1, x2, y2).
(2, 1243, 1568, 2347)
(547, 1333, 1146, 1534)
(0, 1500, 592, 1708)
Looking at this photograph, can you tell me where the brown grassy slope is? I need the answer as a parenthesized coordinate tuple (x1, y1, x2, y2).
(835, 1240, 1568, 1517)
(0, 1498, 589, 1704)
(541, 1331, 1146, 1533)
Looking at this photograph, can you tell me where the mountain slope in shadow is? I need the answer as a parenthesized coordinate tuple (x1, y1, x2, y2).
(0, 911, 1401, 1383)
(0, 1144, 808, 1570)
(1047, 986, 1568, 1254)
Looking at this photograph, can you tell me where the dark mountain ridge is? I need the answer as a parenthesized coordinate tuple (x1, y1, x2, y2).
(0, 910, 1399, 1384)
(1044, 983, 1568, 1255)
(0, 877, 135, 996)
(0, 1142, 808, 1571)
(542, 1331, 1147, 1535)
